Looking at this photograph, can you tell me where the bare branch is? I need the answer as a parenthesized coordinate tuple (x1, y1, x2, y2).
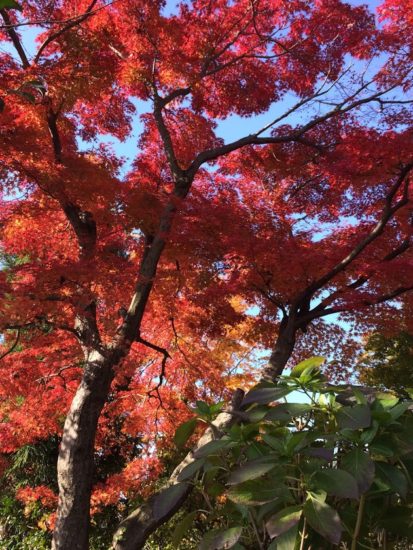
(36, 365, 79, 385)
(186, 84, 408, 176)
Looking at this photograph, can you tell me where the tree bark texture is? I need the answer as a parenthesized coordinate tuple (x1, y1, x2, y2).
(52, 352, 114, 550)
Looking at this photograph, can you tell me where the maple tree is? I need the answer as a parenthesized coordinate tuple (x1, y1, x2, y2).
(0, 0, 413, 548)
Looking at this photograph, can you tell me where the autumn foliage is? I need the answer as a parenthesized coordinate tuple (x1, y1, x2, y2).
(0, 0, 413, 548)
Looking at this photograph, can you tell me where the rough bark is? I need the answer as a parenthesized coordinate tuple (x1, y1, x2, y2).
(52, 352, 114, 550)
(111, 389, 245, 550)
(262, 330, 296, 380)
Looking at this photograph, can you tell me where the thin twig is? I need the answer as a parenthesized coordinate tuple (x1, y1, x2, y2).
(136, 333, 170, 401)
(0, 0, 118, 30)
(0, 329, 21, 361)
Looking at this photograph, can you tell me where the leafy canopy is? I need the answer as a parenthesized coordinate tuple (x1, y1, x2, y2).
(0, 0, 413, 544)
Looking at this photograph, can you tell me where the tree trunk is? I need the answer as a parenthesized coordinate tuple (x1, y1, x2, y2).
(111, 389, 245, 550)
(52, 351, 114, 550)
(262, 327, 296, 380)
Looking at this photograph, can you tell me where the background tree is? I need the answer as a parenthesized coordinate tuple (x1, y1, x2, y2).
(358, 331, 413, 395)
(0, 0, 413, 548)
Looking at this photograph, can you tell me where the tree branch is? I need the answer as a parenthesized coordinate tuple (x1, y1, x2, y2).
(306, 236, 411, 318)
(34, 0, 99, 64)
(186, 84, 407, 176)
(0, 9, 30, 68)
(0, 329, 20, 361)
(373, 284, 413, 306)
(136, 333, 170, 400)
(298, 163, 413, 303)
(152, 94, 184, 180)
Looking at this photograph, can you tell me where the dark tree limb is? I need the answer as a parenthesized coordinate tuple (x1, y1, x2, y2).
(135, 333, 171, 399)
(297, 162, 413, 304)
(0, 9, 30, 68)
(0, 329, 20, 361)
(187, 84, 407, 176)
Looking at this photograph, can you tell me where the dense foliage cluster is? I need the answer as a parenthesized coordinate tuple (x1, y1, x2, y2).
(171, 359, 413, 549)
(358, 332, 413, 394)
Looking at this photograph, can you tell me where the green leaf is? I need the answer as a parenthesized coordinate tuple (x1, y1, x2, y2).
(303, 496, 342, 545)
(244, 405, 271, 422)
(336, 404, 371, 430)
(199, 526, 243, 550)
(257, 500, 290, 524)
(266, 403, 312, 422)
(388, 402, 411, 421)
(152, 483, 190, 522)
(210, 401, 225, 415)
(290, 356, 325, 377)
(313, 468, 359, 499)
(227, 460, 276, 485)
(242, 386, 292, 406)
(177, 458, 205, 482)
(284, 431, 310, 455)
(229, 422, 260, 443)
(227, 478, 288, 505)
(195, 400, 211, 416)
(375, 462, 408, 498)
(373, 394, 399, 410)
(360, 420, 379, 444)
(273, 523, 299, 550)
(303, 447, 334, 462)
(265, 505, 302, 539)
(369, 438, 395, 457)
(262, 433, 285, 453)
(194, 438, 235, 458)
(341, 449, 375, 493)
(0, 0, 22, 9)
(174, 418, 197, 449)
(172, 511, 197, 548)
(352, 387, 368, 405)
